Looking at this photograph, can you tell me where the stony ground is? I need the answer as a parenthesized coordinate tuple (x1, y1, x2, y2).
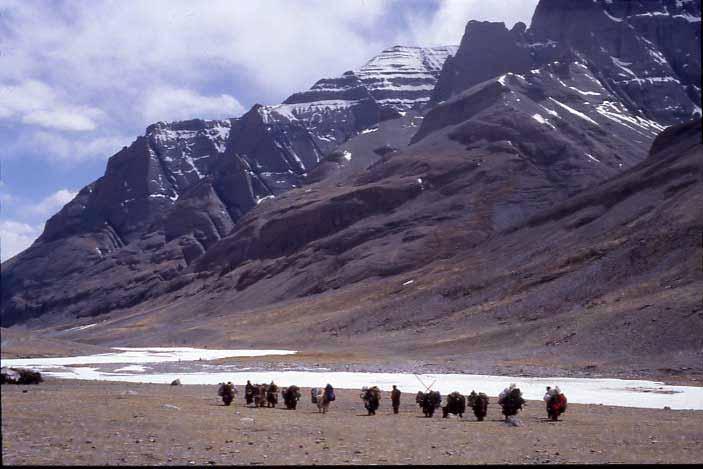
(2, 379, 702, 465)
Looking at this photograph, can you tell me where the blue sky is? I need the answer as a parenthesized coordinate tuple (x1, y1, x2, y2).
(0, 0, 539, 260)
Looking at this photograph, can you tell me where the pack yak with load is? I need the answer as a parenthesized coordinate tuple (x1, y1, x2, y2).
(544, 386, 568, 421)
(467, 391, 489, 421)
(361, 386, 381, 415)
(442, 392, 466, 418)
(312, 384, 335, 414)
(217, 382, 236, 406)
(253, 384, 269, 407)
(498, 384, 526, 421)
(281, 385, 301, 410)
(415, 390, 442, 417)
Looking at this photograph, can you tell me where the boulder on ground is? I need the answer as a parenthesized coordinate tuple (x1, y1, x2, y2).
(171, 379, 182, 386)
(1, 367, 42, 385)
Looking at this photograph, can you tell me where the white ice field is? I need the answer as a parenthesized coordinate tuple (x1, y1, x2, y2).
(2, 347, 702, 410)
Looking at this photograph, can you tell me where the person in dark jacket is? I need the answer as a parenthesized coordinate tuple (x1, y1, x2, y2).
(390, 385, 401, 414)
(245, 380, 255, 405)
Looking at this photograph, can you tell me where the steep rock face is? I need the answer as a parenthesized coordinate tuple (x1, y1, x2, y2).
(263, 46, 458, 153)
(433, 0, 701, 125)
(0, 115, 324, 326)
(415, 59, 665, 172)
(433, 21, 536, 103)
(227, 105, 324, 193)
(40, 119, 232, 247)
(356, 45, 459, 108)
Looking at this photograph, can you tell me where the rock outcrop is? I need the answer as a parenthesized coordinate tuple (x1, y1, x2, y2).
(433, 0, 701, 125)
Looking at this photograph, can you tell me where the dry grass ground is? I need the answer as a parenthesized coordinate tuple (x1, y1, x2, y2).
(2, 379, 702, 465)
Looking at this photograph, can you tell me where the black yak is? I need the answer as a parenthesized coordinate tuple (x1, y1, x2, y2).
(498, 384, 525, 420)
(442, 392, 466, 418)
(281, 385, 301, 410)
(467, 391, 489, 421)
(217, 382, 236, 406)
(415, 390, 442, 417)
(361, 386, 381, 415)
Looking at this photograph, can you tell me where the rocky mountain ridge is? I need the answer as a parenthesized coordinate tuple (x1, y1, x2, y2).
(433, 0, 701, 126)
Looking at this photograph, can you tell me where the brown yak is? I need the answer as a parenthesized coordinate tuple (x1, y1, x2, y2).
(253, 384, 269, 407)
(281, 385, 301, 410)
(442, 392, 466, 418)
(467, 391, 489, 421)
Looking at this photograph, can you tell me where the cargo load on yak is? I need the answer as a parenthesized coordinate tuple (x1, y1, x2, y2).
(254, 383, 268, 407)
(416, 390, 442, 417)
(467, 391, 489, 421)
(361, 386, 381, 415)
(282, 385, 302, 410)
(218, 382, 236, 406)
(324, 384, 335, 401)
(498, 384, 525, 420)
(544, 386, 568, 421)
(442, 392, 466, 418)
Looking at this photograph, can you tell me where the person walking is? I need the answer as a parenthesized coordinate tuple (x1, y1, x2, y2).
(391, 385, 401, 414)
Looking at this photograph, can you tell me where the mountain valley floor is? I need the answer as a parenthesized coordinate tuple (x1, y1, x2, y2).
(2, 379, 702, 465)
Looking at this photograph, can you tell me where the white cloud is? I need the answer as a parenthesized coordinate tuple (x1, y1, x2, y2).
(0, 1, 393, 113)
(142, 87, 245, 123)
(0, 80, 105, 131)
(22, 109, 98, 132)
(0, 220, 41, 261)
(10, 131, 132, 163)
(26, 189, 77, 218)
(0, 188, 78, 261)
(403, 0, 540, 46)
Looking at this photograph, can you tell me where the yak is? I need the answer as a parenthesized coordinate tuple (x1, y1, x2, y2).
(546, 392, 568, 421)
(498, 386, 526, 420)
(253, 384, 269, 407)
(315, 384, 335, 414)
(442, 392, 466, 418)
(361, 386, 381, 415)
(217, 382, 236, 406)
(281, 385, 301, 410)
(467, 391, 489, 421)
(415, 390, 442, 417)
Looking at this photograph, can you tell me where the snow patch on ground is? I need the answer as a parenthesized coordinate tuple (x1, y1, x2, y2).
(548, 98, 600, 126)
(585, 153, 601, 163)
(114, 365, 149, 373)
(17, 366, 703, 410)
(1, 347, 297, 367)
(65, 323, 98, 332)
(532, 113, 556, 130)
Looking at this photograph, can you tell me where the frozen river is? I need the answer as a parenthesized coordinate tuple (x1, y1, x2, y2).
(3, 347, 702, 410)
